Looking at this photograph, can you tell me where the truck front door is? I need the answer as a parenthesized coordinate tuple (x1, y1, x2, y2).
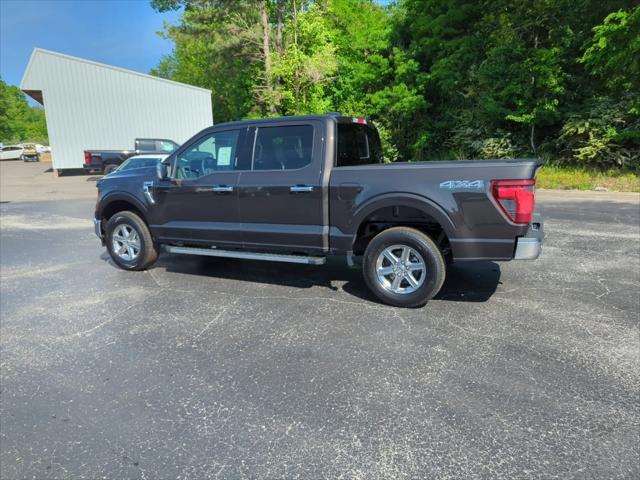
(150, 127, 249, 247)
(238, 121, 328, 253)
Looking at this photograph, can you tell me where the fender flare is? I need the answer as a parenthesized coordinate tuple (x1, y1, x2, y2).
(350, 192, 457, 244)
(100, 191, 150, 221)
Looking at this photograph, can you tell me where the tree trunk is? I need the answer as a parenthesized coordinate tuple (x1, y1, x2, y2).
(276, 0, 283, 57)
(530, 123, 536, 153)
(293, 0, 298, 45)
(530, 34, 538, 154)
(260, 0, 276, 114)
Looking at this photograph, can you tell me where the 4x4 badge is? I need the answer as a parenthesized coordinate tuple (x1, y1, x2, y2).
(439, 180, 484, 190)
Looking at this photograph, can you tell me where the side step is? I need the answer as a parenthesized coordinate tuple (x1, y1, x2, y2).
(164, 245, 326, 265)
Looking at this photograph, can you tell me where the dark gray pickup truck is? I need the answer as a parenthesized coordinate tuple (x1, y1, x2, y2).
(94, 114, 543, 307)
(84, 138, 179, 174)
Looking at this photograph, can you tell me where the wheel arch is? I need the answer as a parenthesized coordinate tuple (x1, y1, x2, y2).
(349, 193, 456, 255)
(100, 192, 149, 224)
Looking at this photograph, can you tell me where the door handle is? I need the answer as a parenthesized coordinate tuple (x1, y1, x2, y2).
(212, 185, 234, 193)
(195, 185, 233, 193)
(289, 185, 314, 193)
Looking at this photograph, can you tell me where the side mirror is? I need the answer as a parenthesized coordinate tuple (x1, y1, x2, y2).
(157, 160, 169, 180)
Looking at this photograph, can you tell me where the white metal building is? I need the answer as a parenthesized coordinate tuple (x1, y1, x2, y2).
(20, 48, 213, 172)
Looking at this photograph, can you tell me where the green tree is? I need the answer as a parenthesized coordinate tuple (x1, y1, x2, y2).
(581, 6, 640, 111)
(271, 1, 338, 115)
(150, 0, 638, 167)
(151, 0, 265, 120)
(0, 79, 48, 144)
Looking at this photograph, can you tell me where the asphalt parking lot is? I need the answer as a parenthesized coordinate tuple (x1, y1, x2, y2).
(1, 162, 639, 479)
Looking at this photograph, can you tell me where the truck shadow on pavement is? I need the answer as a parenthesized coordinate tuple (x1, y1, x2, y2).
(341, 261, 501, 304)
(110, 253, 501, 305)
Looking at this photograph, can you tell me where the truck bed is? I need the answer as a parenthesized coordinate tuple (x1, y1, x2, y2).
(328, 159, 540, 261)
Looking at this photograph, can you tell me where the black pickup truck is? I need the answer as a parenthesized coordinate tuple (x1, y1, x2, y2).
(94, 114, 543, 307)
(84, 138, 179, 174)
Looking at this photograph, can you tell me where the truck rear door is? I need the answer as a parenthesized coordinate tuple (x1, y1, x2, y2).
(237, 120, 327, 253)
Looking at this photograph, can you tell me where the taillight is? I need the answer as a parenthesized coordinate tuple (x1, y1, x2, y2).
(491, 179, 536, 224)
(84, 151, 91, 165)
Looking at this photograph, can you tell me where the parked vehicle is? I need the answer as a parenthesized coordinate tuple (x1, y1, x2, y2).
(114, 154, 168, 173)
(93, 114, 543, 307)
(84, 138, 179, 175)
(21, 143, 40, 162)
(36, 145, 51, 154)
(0, 145, 25, 161)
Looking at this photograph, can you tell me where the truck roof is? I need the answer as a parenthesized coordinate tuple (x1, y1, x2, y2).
(212, 113, 367, 129)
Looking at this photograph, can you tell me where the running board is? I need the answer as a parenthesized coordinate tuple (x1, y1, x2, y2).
(164, 245, 326, 265)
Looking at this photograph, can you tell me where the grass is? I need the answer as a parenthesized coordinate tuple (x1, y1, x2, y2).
(536, 165, 640, 192)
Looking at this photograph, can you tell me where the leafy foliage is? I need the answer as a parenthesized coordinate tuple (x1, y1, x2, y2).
(581, 8, 640, 97)
(0, 79, 48, 144)
(556, 95, 640, 170)
(150, 0, 639, 168)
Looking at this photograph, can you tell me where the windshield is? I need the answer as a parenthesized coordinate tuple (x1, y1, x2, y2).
(117, 157, 161, 172)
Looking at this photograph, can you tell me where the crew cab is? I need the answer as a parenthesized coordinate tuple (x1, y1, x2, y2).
(94, 114, 543, 307)
(84, 138, 179, 175)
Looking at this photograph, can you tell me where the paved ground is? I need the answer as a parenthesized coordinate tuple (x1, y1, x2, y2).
(0, 160, 97, 203)
(1, 162, 639, 479)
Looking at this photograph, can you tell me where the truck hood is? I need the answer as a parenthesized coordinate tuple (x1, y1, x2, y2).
(96, 167, 156, 188)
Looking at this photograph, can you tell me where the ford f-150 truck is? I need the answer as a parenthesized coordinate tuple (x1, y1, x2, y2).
(93, 114, 543, 307)
(84, 138, 179, 174)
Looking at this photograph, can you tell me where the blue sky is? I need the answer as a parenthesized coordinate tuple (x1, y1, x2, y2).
(0, 0, 180, 90)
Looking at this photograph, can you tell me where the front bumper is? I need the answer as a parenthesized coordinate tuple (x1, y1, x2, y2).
(514, 213, 544, 260)
(94, 218, 104, 245)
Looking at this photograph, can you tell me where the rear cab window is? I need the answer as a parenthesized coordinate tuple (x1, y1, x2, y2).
(336, 122, 383, 167)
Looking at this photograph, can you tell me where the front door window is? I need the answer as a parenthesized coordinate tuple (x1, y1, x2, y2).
(175, 130, 241, 179)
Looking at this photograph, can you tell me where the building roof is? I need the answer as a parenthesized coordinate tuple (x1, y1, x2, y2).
(20, 48, 211, 94)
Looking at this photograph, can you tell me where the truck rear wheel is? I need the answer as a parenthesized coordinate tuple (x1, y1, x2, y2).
(105, 211, 158, 271)
(362, 227, 446, 308)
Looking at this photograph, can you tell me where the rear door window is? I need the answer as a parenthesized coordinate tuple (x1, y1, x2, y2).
(337, 123, 383, 166)
(253, 125, 314, 170)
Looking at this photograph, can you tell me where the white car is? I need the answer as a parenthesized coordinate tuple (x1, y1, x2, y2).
(110, 154, 169, 175)
(0, 145, 25, 161)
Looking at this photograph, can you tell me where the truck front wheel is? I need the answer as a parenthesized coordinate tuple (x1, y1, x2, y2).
(362, 227, 446, 308)
(105, 211, 158, 271)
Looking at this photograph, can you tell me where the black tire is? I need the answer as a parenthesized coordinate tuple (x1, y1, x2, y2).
(105, 211, 158, 271)
(362, 226, 446, 308)
(103, 164, 118, 175)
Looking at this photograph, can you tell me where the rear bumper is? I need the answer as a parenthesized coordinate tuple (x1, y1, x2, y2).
(84, 164, 102, 173)
(514, 214, 543, 260)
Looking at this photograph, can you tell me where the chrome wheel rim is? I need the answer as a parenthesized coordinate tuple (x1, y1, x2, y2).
(376, 244, 426, 294)
(111, 224, 141, 261)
